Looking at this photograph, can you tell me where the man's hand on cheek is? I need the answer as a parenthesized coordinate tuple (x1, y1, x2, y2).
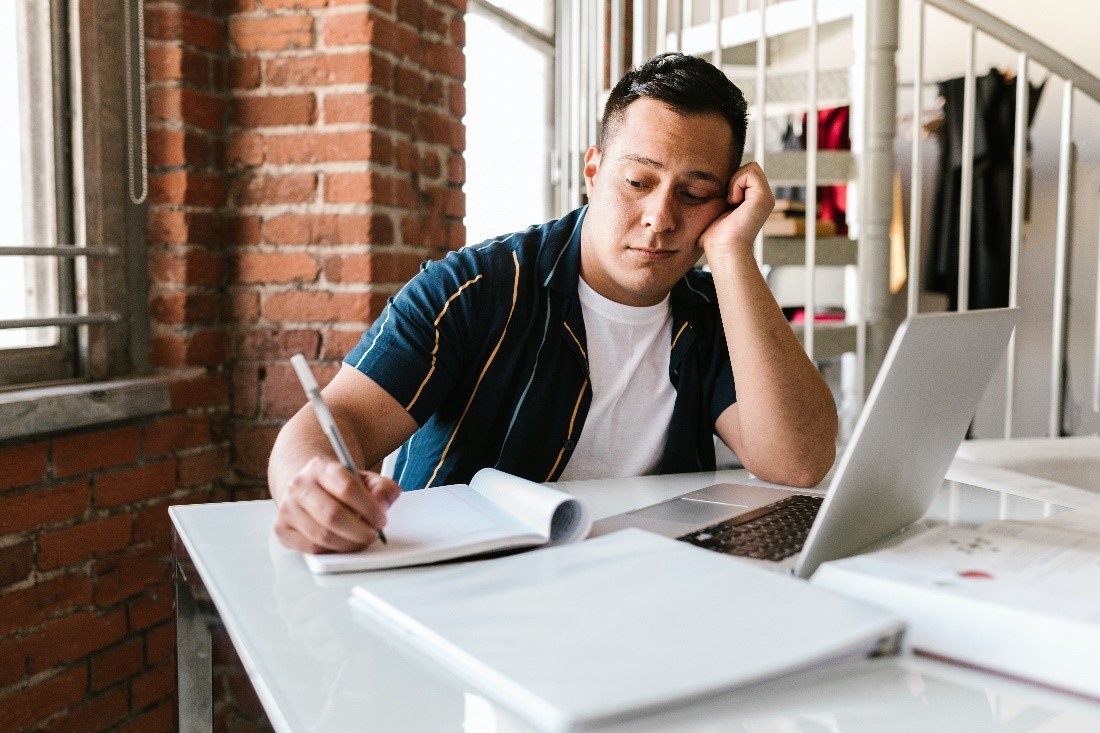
(699, 163, 775, 259)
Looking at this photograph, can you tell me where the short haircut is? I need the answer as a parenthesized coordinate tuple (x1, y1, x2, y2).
(600, 52, 749, 171)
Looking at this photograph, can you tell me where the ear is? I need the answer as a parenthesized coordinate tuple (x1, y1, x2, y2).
(583, 145, 602, 193)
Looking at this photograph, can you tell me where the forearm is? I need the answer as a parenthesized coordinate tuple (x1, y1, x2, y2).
(708, 247, 838, 485)
(268, 407, 342, 505)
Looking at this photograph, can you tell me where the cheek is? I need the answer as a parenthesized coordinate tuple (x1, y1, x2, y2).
(684, 202, 727, 233)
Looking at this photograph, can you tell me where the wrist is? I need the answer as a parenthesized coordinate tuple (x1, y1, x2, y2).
(703, 241, 757, 271)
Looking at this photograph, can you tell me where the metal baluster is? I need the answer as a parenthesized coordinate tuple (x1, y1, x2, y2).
(805, 0, 819, 360)
(657, 0, 668, 53)
(570, 0, 582, 207)
(590, 0, 600, 149)
(711, 0, 722, 67)
(957, 24, 976, 313)
(1005, 51, 1029, 438)
(558, 0, 566, 211)
(1093, 185, 1100, 416)
(753, 0, 768, 264)
(907, 1, 925, 320)
(684, 0, 694, 45)
(610, 0, 622, 83)
(1050, 81, 1074, 438)
(632, 0, 647, 67)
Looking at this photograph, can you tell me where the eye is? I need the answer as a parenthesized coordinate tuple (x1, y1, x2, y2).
(679, 190, 712, 204)
(625, 177, 646, 190)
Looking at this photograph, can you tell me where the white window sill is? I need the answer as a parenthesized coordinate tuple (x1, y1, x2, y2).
(0, 377, 173, 441)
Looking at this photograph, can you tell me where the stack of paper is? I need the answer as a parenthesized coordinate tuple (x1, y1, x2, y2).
(812, 512, 1100, 698)
(350, 529, 904, 731)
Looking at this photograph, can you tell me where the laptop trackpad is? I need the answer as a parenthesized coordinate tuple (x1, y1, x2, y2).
(589, 482, 797, 538)
(590, 495, 749, 538)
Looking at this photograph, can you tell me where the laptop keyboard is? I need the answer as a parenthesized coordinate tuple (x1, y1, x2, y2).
(677, 494, 825, 562)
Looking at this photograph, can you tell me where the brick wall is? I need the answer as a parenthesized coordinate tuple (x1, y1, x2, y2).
(226, 0, 466, 488)
(0, 0, 466, 730)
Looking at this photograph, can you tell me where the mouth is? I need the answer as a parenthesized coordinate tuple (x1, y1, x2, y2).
(627, 247, 678, 261)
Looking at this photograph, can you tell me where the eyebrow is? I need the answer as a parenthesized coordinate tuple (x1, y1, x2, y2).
(618, 154, 724, 185)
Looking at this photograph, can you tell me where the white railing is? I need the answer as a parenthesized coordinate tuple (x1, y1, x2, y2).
(558, 0, 1100, 439)
(910, 0, 1100, 438)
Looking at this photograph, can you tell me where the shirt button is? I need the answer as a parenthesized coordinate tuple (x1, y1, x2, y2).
(564, 440, 576, 451)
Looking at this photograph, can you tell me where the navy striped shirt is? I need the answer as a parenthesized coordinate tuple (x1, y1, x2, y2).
(345, 206, 736, 490)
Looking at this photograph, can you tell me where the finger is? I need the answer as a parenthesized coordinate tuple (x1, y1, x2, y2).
(282, 491, 375, 553)
(297, 480, 380, 550)
(278, 459, 381, 552)
(317, 461, 389, 531)
(361, 471, 402, 510)
(726, 168, 750, 205)
(276, 523, 326, 554)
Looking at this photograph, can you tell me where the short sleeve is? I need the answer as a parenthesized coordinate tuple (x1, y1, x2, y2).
(709, 342, 736, 425)
(344, 251, 490, 426)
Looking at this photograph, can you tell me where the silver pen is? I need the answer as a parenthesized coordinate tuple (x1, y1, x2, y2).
(290, 354, 387, 544)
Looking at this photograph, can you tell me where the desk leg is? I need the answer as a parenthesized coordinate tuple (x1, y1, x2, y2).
(176, 564, 213, 733)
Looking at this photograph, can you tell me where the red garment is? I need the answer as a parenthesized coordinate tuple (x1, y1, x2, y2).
(801, 106, 850, 235)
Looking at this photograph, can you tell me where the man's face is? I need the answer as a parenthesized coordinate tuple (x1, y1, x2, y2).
(580, 98, 736, 307)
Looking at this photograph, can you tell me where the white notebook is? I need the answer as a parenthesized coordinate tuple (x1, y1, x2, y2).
(349, 529, 905, 731)
(305, 468, 591, 574)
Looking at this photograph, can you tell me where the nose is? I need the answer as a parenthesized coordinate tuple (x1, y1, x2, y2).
(640, 188, 677, 233)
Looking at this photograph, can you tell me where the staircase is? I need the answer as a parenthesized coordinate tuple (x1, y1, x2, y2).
(556, 0, 1100, 441)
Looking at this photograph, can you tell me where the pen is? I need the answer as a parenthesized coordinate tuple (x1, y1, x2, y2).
(290, 354, 387, 544)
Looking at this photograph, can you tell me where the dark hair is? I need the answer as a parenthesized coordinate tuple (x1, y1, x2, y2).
(601, 52, 749, 170)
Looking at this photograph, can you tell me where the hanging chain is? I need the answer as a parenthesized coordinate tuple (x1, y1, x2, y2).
(124, 0, 148, 205)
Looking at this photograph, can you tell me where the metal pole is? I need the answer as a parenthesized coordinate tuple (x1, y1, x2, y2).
(753, 0, 768, 264)
(657, 0, 669, 53)
(804, 0, 819, 360)
(632, 0, 648, 67)
(1093, 185, 1100, 415)
(957, 23, 976, 313)
(610, 0, 623, 82)
(589, 0, 600, 149)
(854, 0, 899, 397)
(684, 0, 694, 41)
(906, 1, 925, 319)
(1004, 51, 1029, 438)
(1049, 81, 1074, 438)
(711, 0, 722, 66)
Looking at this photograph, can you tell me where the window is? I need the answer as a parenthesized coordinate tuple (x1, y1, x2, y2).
(464, 0, 556, 244)
(0, 0, 149, 390)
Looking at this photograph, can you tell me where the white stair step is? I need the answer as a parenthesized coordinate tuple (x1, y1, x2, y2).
(792, 322, 857, 359)
(748, 150, 855, 185)
(671, 0, 858, 59)
(762, 236, 857, 267)
(727, 68, 851, 109)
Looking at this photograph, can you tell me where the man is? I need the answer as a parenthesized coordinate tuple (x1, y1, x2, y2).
(269, 53, 838, 554)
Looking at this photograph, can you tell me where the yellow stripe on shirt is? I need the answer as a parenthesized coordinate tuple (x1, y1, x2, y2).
(544, 376, 588, 482)
(405, 273, 484, 412)
(563, 321, 587, 361)
(670, 321, 690, 351)
(425, 252, 520, 487)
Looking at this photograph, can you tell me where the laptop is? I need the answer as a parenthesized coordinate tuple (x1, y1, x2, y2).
(592, 307, 1020, 579)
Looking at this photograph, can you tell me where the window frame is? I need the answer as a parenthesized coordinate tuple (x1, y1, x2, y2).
(0, 0, 165, 437)
(0, 0, 151, 391)
(1, 0, 78, 386)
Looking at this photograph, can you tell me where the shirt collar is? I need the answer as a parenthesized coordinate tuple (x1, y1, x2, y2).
(538, 206, 587, 295)
(537, 205, 715, 314)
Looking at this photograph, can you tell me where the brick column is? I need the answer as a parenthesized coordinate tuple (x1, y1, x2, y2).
(226, 0, 467, 487)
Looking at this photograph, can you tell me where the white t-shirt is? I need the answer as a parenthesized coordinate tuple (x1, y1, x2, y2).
(557, 278, 677, 481)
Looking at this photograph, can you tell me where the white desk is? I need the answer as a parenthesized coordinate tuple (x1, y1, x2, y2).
(171, 471, 1100, 732)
